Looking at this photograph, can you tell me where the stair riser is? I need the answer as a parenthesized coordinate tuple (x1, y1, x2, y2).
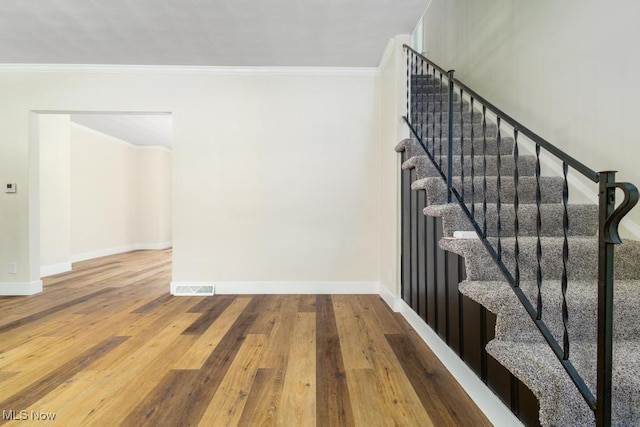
(410, 78, 442, 86)
(400, 137, 516, 158)
(456, 239, 598, 281)
(425, 204, 598, 238)
(425, 137, 515, 156)
(411, 111, 484, 123)
(419, 125, 499, 138)
(405, 155, 537, 180)
(411, 94, 460, 104)
(441, 238, 640, 282)
(410, 87, 446, 96)
(461, 280, 640, 344)
(411, 90, 458, 102)
(411, 100, 468, 110)
(410, 102, 469, 112)
(502, 297, 640, 343)
(420, 176, 565, 206)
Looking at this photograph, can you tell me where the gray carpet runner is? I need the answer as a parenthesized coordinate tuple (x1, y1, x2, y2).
(395, 76, 640, 426)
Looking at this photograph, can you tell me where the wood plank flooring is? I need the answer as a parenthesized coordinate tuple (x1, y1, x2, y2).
(0, 250, 490, 426)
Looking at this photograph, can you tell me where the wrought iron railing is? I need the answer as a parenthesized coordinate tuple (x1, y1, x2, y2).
(402, 44, 638, 427)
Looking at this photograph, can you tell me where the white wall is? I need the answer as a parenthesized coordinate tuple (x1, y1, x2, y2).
(39, 115, 71, 276)
(70, 124, 140, 259)
(378, 36, 410, 298)
(137, 147, 172, 247)
(0, 69, 379, 292)
(170, 74, 380, 284)
(420, 0, 640, 237)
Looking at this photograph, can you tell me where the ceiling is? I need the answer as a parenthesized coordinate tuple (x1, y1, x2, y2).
(71, 114, 173, 149)
(0, 0, 425, 67)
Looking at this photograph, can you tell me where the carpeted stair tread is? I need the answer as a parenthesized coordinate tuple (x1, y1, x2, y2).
(420, 122, 499, 138)
(395, 137, 427, 158)
(414, 121, 498, 136)
(411, 101, 470, 112)
(459, 279, 640, 342)
(402, 154, 537, 179)
(396, 136, 515, 156)
(411, 84, 455, 94)
(412, 175, 565, 205)
(487, 339, 640, 427)
(424, 203, 598, 237)
(411, 94, 468, 104)
(411, 111, 484, 123)
(411, 92, 463, 102)
(439, 236, 640, 281)
(427, 135, 516, 156)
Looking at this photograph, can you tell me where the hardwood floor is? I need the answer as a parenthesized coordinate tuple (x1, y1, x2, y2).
(0, 250, 490, 426)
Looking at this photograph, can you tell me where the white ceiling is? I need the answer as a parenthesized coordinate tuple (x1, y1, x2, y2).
(71, 114, 173, 149)
(0, 0, 425, 67)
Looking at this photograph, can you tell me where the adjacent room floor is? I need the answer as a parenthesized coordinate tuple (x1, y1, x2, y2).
(0, 250, 489, 426)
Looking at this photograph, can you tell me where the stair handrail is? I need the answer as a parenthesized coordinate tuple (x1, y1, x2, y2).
(402, 44, 639, 427)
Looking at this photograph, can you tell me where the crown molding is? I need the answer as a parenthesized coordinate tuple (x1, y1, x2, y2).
(0, 63, 380, 77)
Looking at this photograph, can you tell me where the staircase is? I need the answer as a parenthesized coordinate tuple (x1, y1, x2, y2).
(397, 47, 640, 426)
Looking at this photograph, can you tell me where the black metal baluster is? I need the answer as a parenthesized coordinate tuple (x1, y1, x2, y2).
(426, 63, 436, 158)
(418, 58, 424, 143)
(406, 50, 410, 122)
(432, 69, 437, 160)
(447, 70, 455, 203)
(536, 144, 543, 319)
(513, 129, 520, 287)
(439, 72, 444, 168)
(424, 62, 433, 156)
(561, 162, 570, 359)
(413, 53, 417, 120)
(460, 87, 465, 201)
(482, 105, 488, 238)
(431, 68, 442, 162)
(496, 116, 502, 261)
(470, 98, 475, 216)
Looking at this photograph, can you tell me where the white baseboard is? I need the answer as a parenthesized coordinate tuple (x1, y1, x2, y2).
(40, 262, 72, 278)
(71, 245, 138, 263)
(71, 242, 173, 263)
(170, 281, 380, 295)
(0, 280, 43, 296)
(379, 284, 405, 312)
(382, 296, 522, 427)
(213, 281, 379, 295)
(135, 241, 173, 250)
